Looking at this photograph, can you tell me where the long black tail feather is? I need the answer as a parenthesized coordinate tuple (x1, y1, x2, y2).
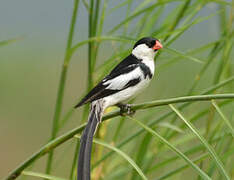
(77, 101, 103, 180)
(82, 117, 98, 179)
(77, 113, 95, 180)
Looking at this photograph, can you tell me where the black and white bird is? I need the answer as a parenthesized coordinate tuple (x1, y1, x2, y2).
(75, 37, 163, 180)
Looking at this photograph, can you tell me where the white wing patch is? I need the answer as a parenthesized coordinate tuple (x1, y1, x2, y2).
(103, 67, 142, 90)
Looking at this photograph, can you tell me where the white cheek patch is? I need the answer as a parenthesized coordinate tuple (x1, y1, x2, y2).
(103, 68, 142, 90)
(132, 44, 155, 60)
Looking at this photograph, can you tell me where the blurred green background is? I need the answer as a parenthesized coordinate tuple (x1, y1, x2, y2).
(1, 0, 233, 179)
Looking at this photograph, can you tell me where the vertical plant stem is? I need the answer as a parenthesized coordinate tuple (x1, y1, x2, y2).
(92, 0, 101, 64)
(45, 0, 79, 174)
(81, 0, 95, 123)
(88, 0, 94, 90)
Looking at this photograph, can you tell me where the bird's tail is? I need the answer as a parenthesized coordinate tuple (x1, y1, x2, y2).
(77, 100, 104, 180)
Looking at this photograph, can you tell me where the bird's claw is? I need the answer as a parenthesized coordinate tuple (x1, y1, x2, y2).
(117, 103, 135, 116)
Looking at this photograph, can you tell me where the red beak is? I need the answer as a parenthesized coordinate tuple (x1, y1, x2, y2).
(152, 40, 163, 50)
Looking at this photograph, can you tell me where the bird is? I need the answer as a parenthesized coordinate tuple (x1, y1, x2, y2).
(75, 37, 163, 180)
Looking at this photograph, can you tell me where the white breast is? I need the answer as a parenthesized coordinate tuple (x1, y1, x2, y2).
(103, 66, 154, 108)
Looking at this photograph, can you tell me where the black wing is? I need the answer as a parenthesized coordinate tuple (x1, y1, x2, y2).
(75, 55, 141, 108)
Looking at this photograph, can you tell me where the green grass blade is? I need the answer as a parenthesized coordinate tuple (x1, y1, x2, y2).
(108, 0, 133, 14)
(130, 133, 152, 180)
(163, 47, 204, 64)
(188, 41, 223, 94)
(74, 136, 148, 180)
(81, 0, 89, 10)
(200, 76, 234, 94)
(69, 140, 79, 180)
(211, 100, 234, 137)
(169, 104, 230, 180)
(158, 122, 184, 133)
(22, 171, 67, 180)
(127, 116, 211, 180)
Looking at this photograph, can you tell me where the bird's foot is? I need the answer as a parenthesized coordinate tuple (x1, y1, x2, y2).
(117, 103, 135, 116)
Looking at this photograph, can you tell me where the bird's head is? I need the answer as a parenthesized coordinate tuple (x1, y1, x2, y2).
(132, 37, 163, 60)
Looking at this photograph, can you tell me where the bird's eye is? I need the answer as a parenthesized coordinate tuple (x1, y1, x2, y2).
(147, 40, 155, 48)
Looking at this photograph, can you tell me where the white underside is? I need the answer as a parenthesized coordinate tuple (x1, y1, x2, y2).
(102, 59, 155, 109)
(103, 77, 151, 109)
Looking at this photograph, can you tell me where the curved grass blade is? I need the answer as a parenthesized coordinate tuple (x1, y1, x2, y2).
(108, 0, 133, 14)
(131, 133, 152, 180)
(22, 171, 67, 180)
(74, 135, 148, 180)
(158, 122, 184, 133)
(201, 76, 234, 94)
(169, 104, 230, 180)
(81, 0, 89, 10)
(163, 47, 204, 64)
(211, 100, 234, 137)
(127, 116, 211, 180)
